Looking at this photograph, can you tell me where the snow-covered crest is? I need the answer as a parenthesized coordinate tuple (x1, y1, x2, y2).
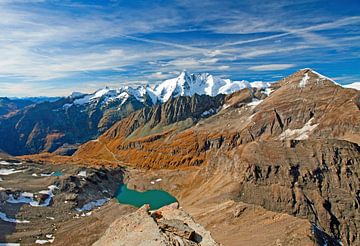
(151, 71, 255, 103)
(63, 71, 271, 108)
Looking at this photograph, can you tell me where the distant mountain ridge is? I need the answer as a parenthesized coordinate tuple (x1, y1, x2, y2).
(0, 69, 357, 156)
(62, 71, 270, 109)
(0, 71, 269, 155)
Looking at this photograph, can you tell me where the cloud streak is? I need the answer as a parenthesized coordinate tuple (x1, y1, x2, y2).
(248, 64, 296, 71)
(0, 0, 359, 96)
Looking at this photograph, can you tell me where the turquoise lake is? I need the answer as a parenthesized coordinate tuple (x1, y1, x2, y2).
(52, 171, 63, 177)
(115, 184, 177, 210)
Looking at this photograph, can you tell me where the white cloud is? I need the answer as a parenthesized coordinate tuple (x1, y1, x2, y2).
(0, 1, 358, 96)
(240, 45, 311, 58)
(147, 72, 170, 80)
(248, 64, 295, 71)
(218, 65, 230, 70)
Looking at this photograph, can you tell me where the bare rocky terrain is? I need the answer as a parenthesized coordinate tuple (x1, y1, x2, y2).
(73, 69, 360, 245)
(0, 158, 126, 245)
(1, 69, 359, 245)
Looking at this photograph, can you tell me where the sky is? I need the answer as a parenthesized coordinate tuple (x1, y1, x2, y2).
(0, 0, 359, 97)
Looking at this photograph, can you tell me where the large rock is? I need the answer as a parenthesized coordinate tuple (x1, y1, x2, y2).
(93, 204, 219, 246)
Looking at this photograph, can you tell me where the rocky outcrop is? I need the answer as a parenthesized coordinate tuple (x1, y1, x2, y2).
(209, 139, 359, 245)
(93, 203, 219, 246)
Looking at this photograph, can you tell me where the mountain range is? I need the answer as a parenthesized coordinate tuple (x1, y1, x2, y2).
(1, 68, 359, 245)
(70, 68, 359, 245)
(0, 71, 271, 155)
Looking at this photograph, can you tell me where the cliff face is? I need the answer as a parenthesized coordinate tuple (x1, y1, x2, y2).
(75, 69, 360, 245)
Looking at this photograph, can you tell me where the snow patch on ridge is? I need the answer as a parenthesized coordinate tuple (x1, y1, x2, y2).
(299, 72, 310, 88)
(201, 108, 217, 117)
(343, 82, 360, 90)
(247, 99, 263, 107)
(279, 119, 318, 140)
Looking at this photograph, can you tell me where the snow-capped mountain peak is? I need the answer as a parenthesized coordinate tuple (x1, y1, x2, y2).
(151, 71, 258, 103)
(65, 71, 271, 109)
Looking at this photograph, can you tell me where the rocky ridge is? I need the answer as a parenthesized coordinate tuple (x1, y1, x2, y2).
(93, 203, 219, 246)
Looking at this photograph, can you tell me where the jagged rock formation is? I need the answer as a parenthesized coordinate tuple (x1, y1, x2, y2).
(75, 69, 360, 245)
(93, 203, 219, 246)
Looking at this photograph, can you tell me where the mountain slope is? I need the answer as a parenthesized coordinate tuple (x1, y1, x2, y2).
(74, 69, 360, 245)
(76, 69, 360, 166)
(0, 97, 34, 118)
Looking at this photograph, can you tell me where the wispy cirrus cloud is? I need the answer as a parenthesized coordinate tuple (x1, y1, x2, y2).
(248, 64, 296, 71)
(0, 0, 359, 96)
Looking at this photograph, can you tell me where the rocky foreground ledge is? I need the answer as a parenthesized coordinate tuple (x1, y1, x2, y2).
(93, 203, 219, 246)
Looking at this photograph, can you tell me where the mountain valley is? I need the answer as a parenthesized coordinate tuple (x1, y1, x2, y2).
(0, 69, 359, 246)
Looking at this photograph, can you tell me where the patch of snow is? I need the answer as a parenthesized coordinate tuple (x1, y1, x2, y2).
(76, 198, 109, 212)
(151, 178, 162, 184)
(0, 212, 30, 223)
(73, 94, 92, 106)
(201, 108, 216, 117)
(0, 161, 22, 166)
(0, 243, 21, 246)
(35, 238, 54, 244)
(46, 216, 55, 220)
(62, 103, 72, 109)
(263, 88, 273, 96)
(7, 185, 58, 207)
(343, 82, 360, 90)
(90, 87, 112, 100)
(8, 192, 34, 204)
(310, 70, 336, 83)
(299, 72, 310, 88)
(40, 172, 55, 177)
(279, 119, 319, 140)
(0, 169, 22, 176)
(32, 173, 38, 177)
(77, 170, 87, 177)
(0, 177, 3, 181)
(70, 92, 86, 99)
(222, 104, 230, 110)
(250, 81, 271, 89)
(247, 99, 263, 107)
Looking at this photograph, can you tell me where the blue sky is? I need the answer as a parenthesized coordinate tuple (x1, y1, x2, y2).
(0, 0, 359, 96)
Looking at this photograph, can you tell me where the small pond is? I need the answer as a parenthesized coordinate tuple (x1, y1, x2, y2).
(115, 184, 177, 210)
(52, 171, 63, 177)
